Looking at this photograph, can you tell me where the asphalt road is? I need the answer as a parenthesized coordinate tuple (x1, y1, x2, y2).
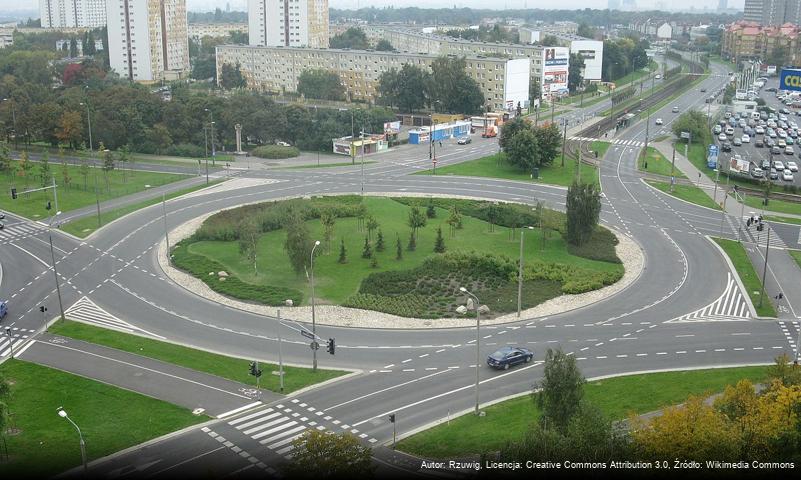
(2, 56, 800, 478)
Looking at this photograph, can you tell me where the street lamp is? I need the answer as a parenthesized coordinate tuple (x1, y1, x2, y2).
(758, 221, 771, 309)
(310, 240, 321, 372)
(48, 211, 66, 322)
(205, 108, 215, 165)
(57, 407, 88, 474)
(79, 100, 93, 152)
(459, 286, 482, 416)
(4, 327, 12, 358)
(3, 98, 17, 148)
(517, 226, 535, 318)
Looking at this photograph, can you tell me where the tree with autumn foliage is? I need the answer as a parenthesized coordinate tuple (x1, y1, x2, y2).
(56, 110, 84, 149)
(286, 430, 374, 479)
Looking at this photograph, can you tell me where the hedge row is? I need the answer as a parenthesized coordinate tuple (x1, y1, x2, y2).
(251, 145, 300, 159)
(171, 240, 303, 306)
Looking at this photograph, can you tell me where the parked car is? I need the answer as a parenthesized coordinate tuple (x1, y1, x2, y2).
(755, 126, 765, 135)
(766, 137, 776, 147)
(751, 166, 765, 178)
(755, 138, 765, 148)
(762, 159, 772, 169)
(770, 168, 779, 180)
(787, 137, 794, 145)
(718, 133, 727, 141)
(787, 161, 799, 172)
(742, 134, 751, 143)
(721, 142, 732, 152)
(700, 88, 707, 92)
(773, 146, 782, 155)
(786, 146, 795, 155)
(655, 74, 662, 79)
(725, 127, 735, 136)
(733, 137, 743, 146)
(774, 160, 786, 170)
(276, 141, 292, 147)
(457, 136, 472, 145)
(486, 347, 534, 370)
(655, 118, 663, 125)
(783, 169, 795, 181)
(713, 125, 722, 134)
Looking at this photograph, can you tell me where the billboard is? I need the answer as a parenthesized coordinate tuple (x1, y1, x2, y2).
(780, 68, 801, 92)
(383, 121, 401, 134)
(707, 144, 719, 169)
(541, 47, 570, 99)
(503, 58, 531, 112)
(570, 40, 603, 81)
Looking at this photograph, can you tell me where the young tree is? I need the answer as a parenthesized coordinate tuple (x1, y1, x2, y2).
(101, 146, 115, 193)
(370, 255, 379, 269)
(537, 348, 585, 434)
(320, 210, 336, 254)
(284, 212, 313, 276)
(19, 150, 33, 188)
(286, 430, 374, 479)
(446, 206, 462, 237)
(361, 236, 372, 259)
(407, 206, 427, 239)
(396, 234, 403, 260)
(337, 238, 347, 264)
(0, 144, 10, 176)
(375, 230, 385, 252)
(565, 181, 602, 246)
(117, 144, 131, 183)
(433, 227, 446, 253)
(79, 156, 90, 190)
(366, 215, 379, 242)
(0, 374, 10, 443)
(426, 202, 436, 219)
(39, 151, 51, 186)
(238, 219, 260, 275)
(407, 229, 416, 251)
(61, 159, 71, 190)
(483, 203, 500, 233)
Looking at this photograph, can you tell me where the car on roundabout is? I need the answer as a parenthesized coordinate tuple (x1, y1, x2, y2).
(655, 118, 663, 125)
(487, 346, 534, 370)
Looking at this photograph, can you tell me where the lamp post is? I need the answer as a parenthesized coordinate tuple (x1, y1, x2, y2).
(203, 125, 209, 185)
(48, 211, 66, 322)
(162, 192, 169, 259)
(205, 108, 215, 166)
(360, 123, 366, 196)
(758, 222, 771, 309)
(517, 226, 535, 318)
(79, 100, 93, 152)
(57, 408, 87, 474)
(3, 98, 17, 148)
(459, 287, 482, 416)
(643, 75, 656, 155)
(310, 240, 321, 372)
(4, 327, 12, 358)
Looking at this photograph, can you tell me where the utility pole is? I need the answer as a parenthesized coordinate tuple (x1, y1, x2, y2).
(670, 146, 676, 193)
(758, 225, 770, 309)
(162, 192, 169, 258)
(561, 119, 567, 167)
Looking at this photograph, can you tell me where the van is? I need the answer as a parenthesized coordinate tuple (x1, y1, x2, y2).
(751, 112, 761, 120)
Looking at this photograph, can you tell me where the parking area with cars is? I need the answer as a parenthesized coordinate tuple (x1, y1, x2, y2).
(711, 77, 801, 187)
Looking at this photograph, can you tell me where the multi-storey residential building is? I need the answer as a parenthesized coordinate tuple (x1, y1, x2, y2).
(106, 0, 190, 82)
(0, 30, 14, 49)
(722, 21, 801, 64)
(247, 0, 328, 48)
(215, 45, 530, 111)
(39, 0, 107, 28)
(743, 0, 801, 26)
(188, 23, 247, 40)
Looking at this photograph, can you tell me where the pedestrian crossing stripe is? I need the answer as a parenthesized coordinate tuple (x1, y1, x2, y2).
(65, 296, 165, 339)
(0, 336, 27, 357)
(666, 272, 752, 323)
(0, 222, 48, 243)
(743, 221, 789, 249)
(567, 136, 645, 147)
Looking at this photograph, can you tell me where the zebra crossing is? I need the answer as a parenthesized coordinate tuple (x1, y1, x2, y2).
(568, 136, 645, 148)
(0, 221, 48, 244)
(743, 221, 789, 250)
(667, 272, 752, 322)
(0, 327, 34, 357)
(64, 296, 164, 338)
(223, 399, 377, 460)
(778, 321, 799, 355)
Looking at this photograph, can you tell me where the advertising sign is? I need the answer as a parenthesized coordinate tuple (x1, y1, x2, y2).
(780, 68, 801, 92)
(707, 144, 719, 168)
(729, 155, 750, 175)
(541, 47, 570, 99)
(383, 121, 401, 134)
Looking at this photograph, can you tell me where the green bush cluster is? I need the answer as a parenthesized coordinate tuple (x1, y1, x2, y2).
(171, 240, 303, 306)
(565, 228, 621, 263)
(392, 197, 546, 230)
(343, 293, 438, 318)
(524, 261, 622, 295)
(251, 145, 301, 159)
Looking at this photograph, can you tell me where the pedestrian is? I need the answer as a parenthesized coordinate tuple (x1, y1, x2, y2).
(439, 141, 442, 148)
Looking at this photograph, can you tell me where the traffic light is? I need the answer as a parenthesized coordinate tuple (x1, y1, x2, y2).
(388, 413, 395, 423)
(11, 188, 16, 200)
(326, 338, 335, 355)
(39, 306, 47, 313)
(249, 361, 261, 377)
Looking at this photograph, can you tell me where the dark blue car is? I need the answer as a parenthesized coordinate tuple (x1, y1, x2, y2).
(487, 347, 534, 370)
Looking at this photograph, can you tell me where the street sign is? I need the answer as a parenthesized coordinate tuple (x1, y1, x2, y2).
(300, 330, 314, 340)
(310, 341, 320, 350)
(680, 131, 691, 139)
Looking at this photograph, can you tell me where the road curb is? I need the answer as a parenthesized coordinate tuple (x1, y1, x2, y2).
(705, 235, 759, 318)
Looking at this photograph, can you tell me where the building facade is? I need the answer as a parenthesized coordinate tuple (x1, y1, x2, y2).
(188, 23, 247, 39)
(743, 0, 801, 26)
(107, 0, 190, 82)
(722, 20, 801, 64)
(247, 0, 328, 48)
(39, 0, 107, 28)
(215, 45, 530, 111)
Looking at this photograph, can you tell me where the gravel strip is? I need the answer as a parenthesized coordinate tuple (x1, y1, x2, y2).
(158, 193, 644, 329)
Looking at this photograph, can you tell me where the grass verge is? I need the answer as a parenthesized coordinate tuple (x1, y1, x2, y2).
(0, 162, 189, 220)
(791, 250, 801, 271)
(764, 215, 801, 225)
(645, 179, 722, 210)
(639, 146, 687, 178)
(741, 194, 801, 217)
(0, 360, 206, 478)
(415, 152, 599, 187)
(48, 320, 347, 393)
(712, 237, 777, 317)
(60, 179, 224, 238)
(396, 366, 769, 458)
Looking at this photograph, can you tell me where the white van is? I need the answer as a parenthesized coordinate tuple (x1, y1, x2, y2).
(751, 112, 761, 120)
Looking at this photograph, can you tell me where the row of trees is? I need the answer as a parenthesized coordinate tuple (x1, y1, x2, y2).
(329, 27, 395, 52)
(498, 117, 562, 171)
(377, 57, 485, 114)
(601, 37, 651, 83)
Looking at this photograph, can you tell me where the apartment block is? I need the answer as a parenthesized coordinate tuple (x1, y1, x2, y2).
(247, 0, 328, 48)
(107, 0, 190, 82)
(743, 0, 801, 26)
(40, 0, 107, 28)
(215, 45, 530, 111)
(188, 23, 247, 40)
(722, 20, 801, 64)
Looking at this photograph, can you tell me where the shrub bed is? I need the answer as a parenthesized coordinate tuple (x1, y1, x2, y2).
(566, 227, 621, 264)
(171, 239, 303, 306)
(251, 145, 300, 159)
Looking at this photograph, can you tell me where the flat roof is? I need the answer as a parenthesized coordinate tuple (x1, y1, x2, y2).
(216, 44, 519, 63)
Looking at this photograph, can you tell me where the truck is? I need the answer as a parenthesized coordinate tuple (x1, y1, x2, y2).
(482, 125, 498, 138)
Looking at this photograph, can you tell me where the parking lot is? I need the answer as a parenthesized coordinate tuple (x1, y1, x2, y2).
(711, 76, 801, 187)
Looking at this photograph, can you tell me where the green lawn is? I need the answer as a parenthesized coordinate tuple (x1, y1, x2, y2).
(712, 238, 777, 317)
(416, 152, 599, 187)
(0, 161, 189, 219)
(186, 197, 621, 308)
(60, 179, 225, 238)
(791, 250, 801, 270)
(48, 320, 347, 393)
(764, 215, 801, 225)
(741, 195, 801, 217)
(0, 360, 206, 478)
(646, 179, 722, 210)
(638, 146, 687, 178)
(397, 366, 769, 458)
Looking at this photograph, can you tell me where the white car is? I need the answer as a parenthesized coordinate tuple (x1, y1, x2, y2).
(755, 126, 765, 134)
(782, 169, 794, 182)
(655, 118, 663, 125)
(786, 146, 795, 155)
(718, 133, 727, 141)
(276, 141, 292, 147)
(742, 134, 751, 143)
(787, 161, 799, 172)
(774, 160, 786, 171)
(725, 127, 735, 136)
(655, 74, 662, 79)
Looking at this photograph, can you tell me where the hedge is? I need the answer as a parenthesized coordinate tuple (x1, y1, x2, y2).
(251, 145, 300, 159)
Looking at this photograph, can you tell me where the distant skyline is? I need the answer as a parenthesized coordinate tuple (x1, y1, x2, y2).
(0, 0, 744, 15)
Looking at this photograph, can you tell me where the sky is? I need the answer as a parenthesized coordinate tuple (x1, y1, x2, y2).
(0, 0, 743, 15)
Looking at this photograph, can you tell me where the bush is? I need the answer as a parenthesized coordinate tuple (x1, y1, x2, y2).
(167, 143, 206, 158)
(566, 228, 621, 264)
(251, 145, 300, 159)
(171, 240, 303, 306)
